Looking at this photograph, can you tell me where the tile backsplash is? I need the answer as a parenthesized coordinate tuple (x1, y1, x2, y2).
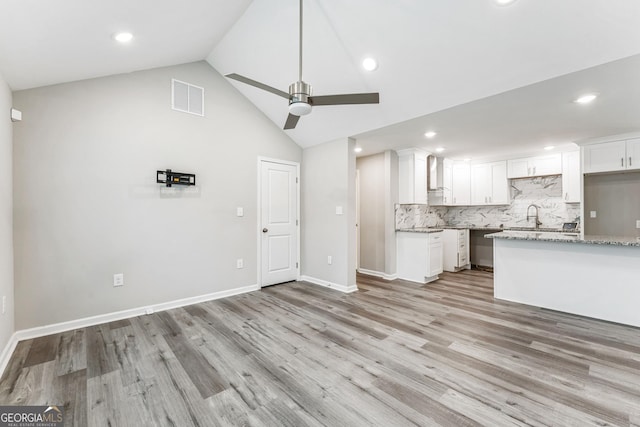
(396, 175, 581, 229)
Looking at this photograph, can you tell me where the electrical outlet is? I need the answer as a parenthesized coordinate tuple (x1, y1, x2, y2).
(636, 220, 640, 229)
(236, 259, 244, 269)
(327, 256, 332, 265)
(145, 308, 154, 315)
(335, 206, 343, 215)
(113, 273, 124, 287)
(2, 296, 5, 314)
(590, 211, 597, 219)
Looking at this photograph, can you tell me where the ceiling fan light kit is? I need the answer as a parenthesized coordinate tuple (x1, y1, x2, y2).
(288, 81, 313, 116)
(225, 0, 379, 130)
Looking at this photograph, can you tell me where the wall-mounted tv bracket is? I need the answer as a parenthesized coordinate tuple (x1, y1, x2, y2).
(156, 169, 196, 187)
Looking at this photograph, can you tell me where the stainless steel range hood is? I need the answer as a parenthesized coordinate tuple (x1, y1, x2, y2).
(427, 155, 444, 192)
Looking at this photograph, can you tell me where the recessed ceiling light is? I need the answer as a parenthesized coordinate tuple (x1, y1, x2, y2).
(424, 131, 437, 139)
(435, 147, 445, 153)
(574, 94, 597, 104)
(113, 32, 134, 43)
(354, 147, 363, 153)
(362, 58, 378, 71)
(495, 0, 517, 5)
(544, 145, 555, 151)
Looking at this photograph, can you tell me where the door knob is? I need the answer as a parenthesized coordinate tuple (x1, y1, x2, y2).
(262, 228, 268, 233)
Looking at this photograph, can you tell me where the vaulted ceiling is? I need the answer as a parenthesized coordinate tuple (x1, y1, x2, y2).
(2, 0, 640, 157)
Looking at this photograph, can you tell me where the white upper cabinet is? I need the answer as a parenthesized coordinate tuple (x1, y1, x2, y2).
(582, 139, 640, 173)
(471, 163, 491, 205)
(433, 159, 470, 206)
(626, 138, 640, 171)
(561, 150, 580, 203)
(471, 161, 509, 205)
(507, 158, 529, 178)
(583, 140, 626, 173)
(451, 161, 471, 205)
(507, 154, 562, 178)
(442, 158, 453, 205)
(397, 149, 427, 204)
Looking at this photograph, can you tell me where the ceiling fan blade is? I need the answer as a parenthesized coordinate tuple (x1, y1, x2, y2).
(310, 92, 379, 106)
(284, 113, 300, 130)
(225, 73, 290, 99)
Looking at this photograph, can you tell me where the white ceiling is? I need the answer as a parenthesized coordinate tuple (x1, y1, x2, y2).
(208, 0, 640, 150)
(0, 0, 251, 90)
(354, 53, 640, 162)
(1, 0, 640, 158)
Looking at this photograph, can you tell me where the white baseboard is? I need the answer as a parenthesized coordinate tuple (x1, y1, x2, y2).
(299, 275, 358, 293)
(0, 333, 19, 381)
(1, 283, 259, 378)
(357, 268, 398, 281)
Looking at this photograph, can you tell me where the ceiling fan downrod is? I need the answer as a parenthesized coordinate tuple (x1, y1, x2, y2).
(289, 0, 312, 116)
(224, 0, 379, 130)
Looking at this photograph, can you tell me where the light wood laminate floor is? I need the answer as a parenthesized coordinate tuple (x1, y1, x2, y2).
(2, 270, 640, 426)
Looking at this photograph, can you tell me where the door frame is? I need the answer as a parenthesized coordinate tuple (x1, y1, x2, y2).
(356, 169, 360, 270)
(257, 157, 301, 288)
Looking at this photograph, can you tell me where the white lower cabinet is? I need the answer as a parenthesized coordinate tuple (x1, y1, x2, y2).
(442, 229, 470, 272)
(397, 231, 443, 283)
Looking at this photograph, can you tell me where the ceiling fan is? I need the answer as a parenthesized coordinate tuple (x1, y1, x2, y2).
(225, 0, 380, 130)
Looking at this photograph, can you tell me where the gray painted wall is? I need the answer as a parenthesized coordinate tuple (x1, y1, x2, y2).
(356, 150, 398, 276)
(385, 151, 399, 275)
(584, 172, 640, 237)
(13, 61, 301, 330)
(302, 138, 356, 288)
(357, 153, 385, 272)
(0, 72, 14, 352)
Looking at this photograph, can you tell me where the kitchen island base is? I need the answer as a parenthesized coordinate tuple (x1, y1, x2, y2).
(493, 237, 640, 328)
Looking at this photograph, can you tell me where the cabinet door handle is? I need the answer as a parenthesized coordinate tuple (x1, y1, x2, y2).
(565, 192, 568, 200)
(630, 157, 633, 167)
(622, 157, 625, 167)
(533, 166, 536, 175)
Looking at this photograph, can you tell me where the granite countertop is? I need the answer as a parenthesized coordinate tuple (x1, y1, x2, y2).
(486, 231, 640, 247)
(397, 226, 577, 233)
(396, 227, 444, 233)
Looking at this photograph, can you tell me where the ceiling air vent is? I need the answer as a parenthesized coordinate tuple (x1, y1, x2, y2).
(171, 79, 204, 116)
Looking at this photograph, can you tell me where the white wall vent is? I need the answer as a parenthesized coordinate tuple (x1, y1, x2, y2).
(171, 79, 204, 117)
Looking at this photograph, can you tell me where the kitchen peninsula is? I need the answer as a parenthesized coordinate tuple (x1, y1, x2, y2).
(488, 231, 640, 327)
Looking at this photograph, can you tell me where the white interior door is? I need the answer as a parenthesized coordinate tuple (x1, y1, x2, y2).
(260, 160, 298, 287)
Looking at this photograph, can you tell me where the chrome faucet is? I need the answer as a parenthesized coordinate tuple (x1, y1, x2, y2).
(527, 204, 542, 229)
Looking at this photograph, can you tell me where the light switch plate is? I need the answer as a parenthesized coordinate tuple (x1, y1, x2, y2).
(636, 220, 640, 229)
(590, 211, 597, 218)
(113, 273, 124, 287)
(237, 207, 244, 217)
(335, 206, 343, 215)
(10, 108, 22, 122)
